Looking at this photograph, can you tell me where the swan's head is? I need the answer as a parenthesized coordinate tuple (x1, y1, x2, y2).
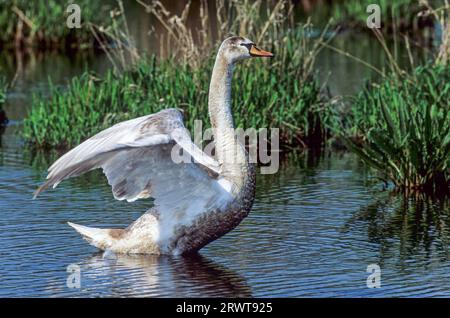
(219, 36, 274, 64)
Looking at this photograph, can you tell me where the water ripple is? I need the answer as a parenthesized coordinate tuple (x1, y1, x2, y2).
(1, 141, 450, 297)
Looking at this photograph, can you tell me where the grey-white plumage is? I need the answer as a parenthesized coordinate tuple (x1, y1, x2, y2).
(34, 36, 273, 255)
(34, 109, 222, 202)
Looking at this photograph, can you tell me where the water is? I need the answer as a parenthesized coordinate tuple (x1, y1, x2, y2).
(1, 132, 450, 297)
(0, 2, 448, 298)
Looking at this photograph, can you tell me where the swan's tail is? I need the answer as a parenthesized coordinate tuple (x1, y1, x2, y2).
(67, 222, 124, 251)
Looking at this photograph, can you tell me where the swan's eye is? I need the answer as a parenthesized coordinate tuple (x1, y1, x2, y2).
(240, 43, 253, 51)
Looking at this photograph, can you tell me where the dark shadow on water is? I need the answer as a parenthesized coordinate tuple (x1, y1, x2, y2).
(82, 252, 252, 297)
(343, 194, 450, 266)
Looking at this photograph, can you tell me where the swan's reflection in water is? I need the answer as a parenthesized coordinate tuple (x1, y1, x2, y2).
(80, 253, 252, 297)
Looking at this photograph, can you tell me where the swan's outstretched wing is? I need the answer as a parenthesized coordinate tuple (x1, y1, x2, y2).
(34, 109, 233, 213)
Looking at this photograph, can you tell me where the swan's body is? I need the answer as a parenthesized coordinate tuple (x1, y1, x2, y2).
(34, 37, 273, 255)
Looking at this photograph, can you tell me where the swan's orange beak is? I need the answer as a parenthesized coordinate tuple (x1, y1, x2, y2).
(249, 45, 274, 58)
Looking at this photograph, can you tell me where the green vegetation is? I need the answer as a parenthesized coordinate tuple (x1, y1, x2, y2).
(23, 1, 334, 149)
(343, 65, 450, 194)
(327, 0, 437, 30)
(22, 24, 328, 149)
(0, 0, 114, 48)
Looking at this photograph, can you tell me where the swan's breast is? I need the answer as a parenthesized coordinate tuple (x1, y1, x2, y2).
(167, 168, 256, 255)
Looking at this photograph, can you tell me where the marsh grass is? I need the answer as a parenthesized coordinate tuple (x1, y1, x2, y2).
(325, 8, 450, 195)
(328, 0, 438, 31)
(0, 0, 114, 49)
(342, 65, 450, 195)
(23, 0, 331, 150)
(138, 0, 295, 67)
(22, 22, 328, 150)
(88, 1, 140, 73)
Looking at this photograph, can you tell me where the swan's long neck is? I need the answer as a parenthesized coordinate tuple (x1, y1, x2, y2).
(208, 54, 247, 189)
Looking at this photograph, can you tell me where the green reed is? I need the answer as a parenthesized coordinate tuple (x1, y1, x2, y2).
(22, 24, 329, 149)
(0, 0, 114, 48)
(329, 0, 438, 30)
(342, 65, 450, 195)
(24, 39, 326, 148)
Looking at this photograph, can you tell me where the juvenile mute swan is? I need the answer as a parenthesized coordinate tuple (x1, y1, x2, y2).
(34, 37, 273, 255)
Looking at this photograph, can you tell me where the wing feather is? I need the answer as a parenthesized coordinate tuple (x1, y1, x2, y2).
(34, 108, 232, 215)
